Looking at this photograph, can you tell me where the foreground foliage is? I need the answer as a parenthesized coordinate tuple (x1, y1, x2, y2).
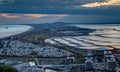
(0, 65, 18, 72)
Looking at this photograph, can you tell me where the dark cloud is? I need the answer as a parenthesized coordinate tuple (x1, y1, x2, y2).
(0, 13, 68, 24)
(0, 0, 120, 24)
(0, 13, 120, 24)
(60, 15, 120, 23)
(0, 0, 119, 16)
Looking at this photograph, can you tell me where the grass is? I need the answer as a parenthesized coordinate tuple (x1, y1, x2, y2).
(22, 34, 41, 42)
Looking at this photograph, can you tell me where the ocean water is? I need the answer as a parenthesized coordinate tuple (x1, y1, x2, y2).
(70, 24, 120, 30)
(69, 24, 120, 50)
(45, 24, 120, 50)
(0, 25, 32, 39)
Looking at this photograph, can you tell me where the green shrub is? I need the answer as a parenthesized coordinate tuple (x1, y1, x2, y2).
(0, 65, 18, 72)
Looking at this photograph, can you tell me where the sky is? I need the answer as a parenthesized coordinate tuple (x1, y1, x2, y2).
(0, 0, 120, 24)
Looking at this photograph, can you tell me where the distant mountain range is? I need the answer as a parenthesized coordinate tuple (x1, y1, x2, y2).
(50, 22, 120, 24)
(1, 22, 120, 25)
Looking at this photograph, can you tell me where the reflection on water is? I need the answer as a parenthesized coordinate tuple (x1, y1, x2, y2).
(71, 24, 120, 30)
(90, 29, 120, 35)
(69, 24, 120, 50)
(45, 69, 57, 72)
(0, 25, 32, 39)
(101, 34, 120, 39)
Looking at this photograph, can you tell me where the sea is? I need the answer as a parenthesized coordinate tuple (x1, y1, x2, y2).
(69, 24, 120, 50)
(0, 25, 32, 39)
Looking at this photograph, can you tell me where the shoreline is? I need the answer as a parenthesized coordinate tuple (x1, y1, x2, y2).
(0, 25, 33, 40)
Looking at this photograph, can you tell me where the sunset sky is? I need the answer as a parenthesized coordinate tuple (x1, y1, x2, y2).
(0, 0, 120, 24)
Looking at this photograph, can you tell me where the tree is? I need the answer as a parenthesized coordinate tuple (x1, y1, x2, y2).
(0, 65, 18, 72)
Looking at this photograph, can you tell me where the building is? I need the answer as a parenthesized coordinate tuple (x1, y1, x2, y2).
(84, 50, 94, 71)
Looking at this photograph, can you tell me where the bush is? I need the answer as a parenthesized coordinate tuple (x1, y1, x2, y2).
(0, 65, 18, 72)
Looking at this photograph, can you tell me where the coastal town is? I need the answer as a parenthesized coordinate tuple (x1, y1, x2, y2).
(0, 24, 120, 72)
(0, 0, 120, 72)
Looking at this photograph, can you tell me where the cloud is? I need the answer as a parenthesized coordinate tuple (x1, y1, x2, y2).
(0, 13, 68, 19)
(61, 15, 120, 23)
(0, 0, 120, 16)
(52, 14, 68, 17)
(81, 0, 120, 8)
(0, 13, 19, 18)
(0, 13, 68, 24)
(23, 14, 48, 18)
(0, 0, 14, 4)
(23, 14, 68, 18)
